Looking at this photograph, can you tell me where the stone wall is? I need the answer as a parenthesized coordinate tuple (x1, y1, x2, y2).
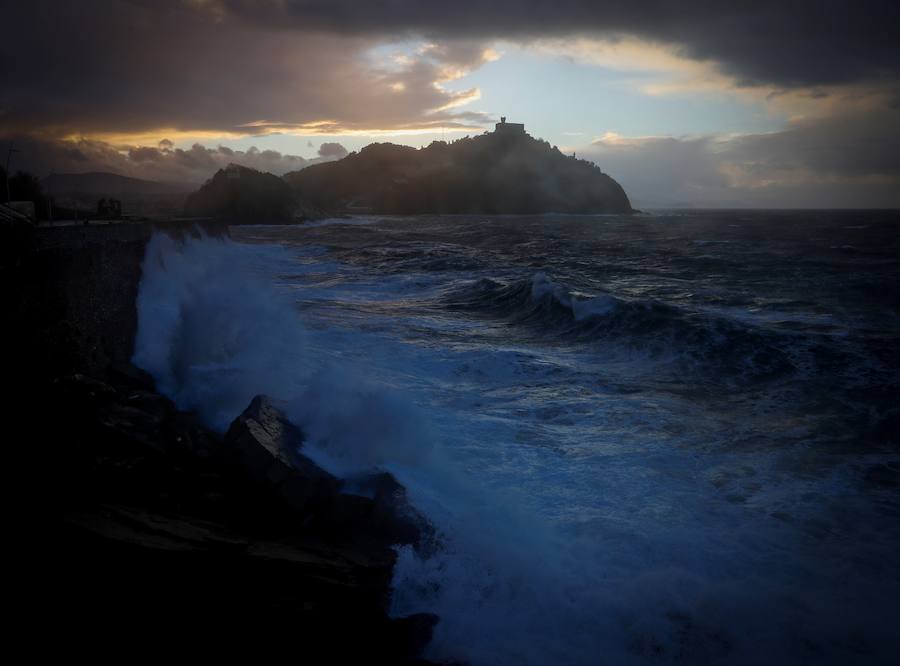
(26, 224, 152, 380)
(3, 223, 152, 387)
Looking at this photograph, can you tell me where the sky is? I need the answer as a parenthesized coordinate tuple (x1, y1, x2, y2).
(2, 0, 899, 208)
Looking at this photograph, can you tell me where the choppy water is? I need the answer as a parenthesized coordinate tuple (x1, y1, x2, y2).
(134, 211, 900, 665)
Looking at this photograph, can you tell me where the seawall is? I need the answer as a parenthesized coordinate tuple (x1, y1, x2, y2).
(27, 224, 151, 379)
(5, 221, 231, 382)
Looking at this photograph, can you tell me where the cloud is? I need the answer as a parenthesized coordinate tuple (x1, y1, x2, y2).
(317, 142, 349, 159)
(580, 134, 730, 208)
(5, 135, 349, 184)
(3, 1, 899, 206)
(5, 1, 899, 143)
(0, 1, 494, 140)
(582, 105, 900, 208)
(219, 1, 900, 88)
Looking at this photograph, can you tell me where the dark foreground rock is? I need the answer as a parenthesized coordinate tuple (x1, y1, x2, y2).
(7, 225, 438, 661)
(37, 372, 437, 661)
(225, 395, 434, 551)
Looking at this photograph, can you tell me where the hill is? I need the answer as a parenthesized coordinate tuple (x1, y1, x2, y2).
(43, 172, 193, 196)
(184, 163, 313, 222)
(284, 124, 633, 214)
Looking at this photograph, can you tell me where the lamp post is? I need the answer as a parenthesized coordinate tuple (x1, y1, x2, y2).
(5, 144, 20, 203)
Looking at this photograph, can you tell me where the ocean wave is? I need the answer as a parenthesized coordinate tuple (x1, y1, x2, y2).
(131, 228, 900, 666)
(444, 272, 795, 380)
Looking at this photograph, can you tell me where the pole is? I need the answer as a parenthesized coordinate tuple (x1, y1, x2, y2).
(5, 143, 13, 203)
(5, 144, 21, 203)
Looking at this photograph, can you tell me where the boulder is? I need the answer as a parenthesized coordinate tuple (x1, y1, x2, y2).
(107, 362, 156, 391)
(223, 395, 433, 550)
(223, 395, 341, 517)
(345, 471, 436, 552)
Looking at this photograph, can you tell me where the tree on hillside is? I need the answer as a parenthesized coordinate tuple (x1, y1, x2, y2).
(3, 167, 50, 219)
(184, 163, 299, 222)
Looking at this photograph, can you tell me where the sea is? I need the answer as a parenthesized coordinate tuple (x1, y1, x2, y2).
(133, 210, 900, 665)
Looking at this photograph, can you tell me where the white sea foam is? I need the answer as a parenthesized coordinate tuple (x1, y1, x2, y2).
(531, 272, 619, 320)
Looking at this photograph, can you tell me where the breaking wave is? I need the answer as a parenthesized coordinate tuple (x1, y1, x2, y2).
(444, 273, 794, 381)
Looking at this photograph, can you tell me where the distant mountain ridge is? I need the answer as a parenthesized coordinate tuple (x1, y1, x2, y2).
(284, 122, 633, 215)
(43, 171, 194, 195)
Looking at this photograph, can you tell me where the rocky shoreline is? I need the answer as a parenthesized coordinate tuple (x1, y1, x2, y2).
(7, 221, 438, 660)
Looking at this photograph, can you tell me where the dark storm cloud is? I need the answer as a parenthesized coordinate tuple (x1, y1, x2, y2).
(3, 0, 899, 207)
(0, 1, 493, 138)
(222, 0, 900, 87)
(4, 0, 898, 140)
(726, 107, 900, 178)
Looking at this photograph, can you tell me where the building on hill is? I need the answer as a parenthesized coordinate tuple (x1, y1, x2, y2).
(494, 116, 526, 134)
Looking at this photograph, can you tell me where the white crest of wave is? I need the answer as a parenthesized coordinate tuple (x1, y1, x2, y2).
(532, 271, 619, 320)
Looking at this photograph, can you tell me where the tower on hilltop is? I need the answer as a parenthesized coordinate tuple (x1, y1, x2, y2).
(495, 116, 525, 134)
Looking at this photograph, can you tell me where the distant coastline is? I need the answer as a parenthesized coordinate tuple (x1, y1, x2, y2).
(12, 120, 633, 226)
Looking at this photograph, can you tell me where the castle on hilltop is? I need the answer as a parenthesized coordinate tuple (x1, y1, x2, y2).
(494, 116, 525, 134)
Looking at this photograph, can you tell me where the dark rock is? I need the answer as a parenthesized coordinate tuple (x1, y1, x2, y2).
(96, 401, 170, 454)
(120, 388, 176, 420)
(53, 373, 118, 403)
(169, 410, 220, 459)
(53, 373, 180, 456)
(223, 394, 342, 517)
(389, 612, 441, 659)
(107, 361, 156, 391)
(224, 394, 434, 552)
(355, 471, 437, 552)
(43, 381, 440, 662)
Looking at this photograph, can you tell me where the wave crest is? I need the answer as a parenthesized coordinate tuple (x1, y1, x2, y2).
(445, 272, 794, 381)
